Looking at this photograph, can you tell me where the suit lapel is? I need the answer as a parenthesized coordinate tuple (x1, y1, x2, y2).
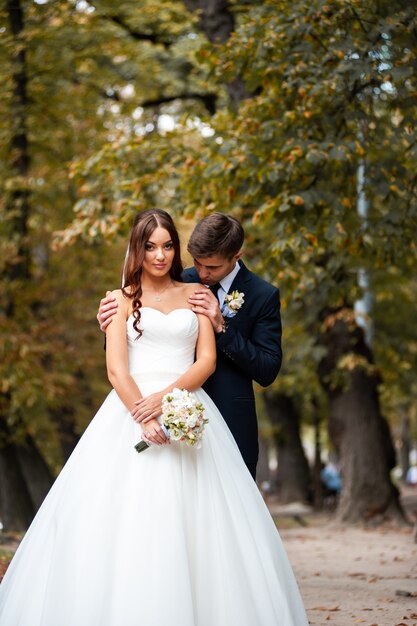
(228, 261, 252, 295)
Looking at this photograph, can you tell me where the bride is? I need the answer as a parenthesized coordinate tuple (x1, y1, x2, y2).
(0, 209, 309, 626)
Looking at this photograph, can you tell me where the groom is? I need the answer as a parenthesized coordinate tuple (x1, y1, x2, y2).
(98, 213, 282, 479)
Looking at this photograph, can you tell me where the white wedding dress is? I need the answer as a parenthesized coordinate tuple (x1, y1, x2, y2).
(0, 308, 308, 626)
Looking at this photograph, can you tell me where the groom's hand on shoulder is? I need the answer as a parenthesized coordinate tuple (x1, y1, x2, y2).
(188, 288, 224, 333)
(97, 291, 118, 332)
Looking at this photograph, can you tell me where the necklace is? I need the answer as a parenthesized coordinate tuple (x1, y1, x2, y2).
(145, 281, 174, 302)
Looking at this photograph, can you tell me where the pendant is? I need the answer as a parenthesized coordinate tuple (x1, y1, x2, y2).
(155, 296, 161, 301)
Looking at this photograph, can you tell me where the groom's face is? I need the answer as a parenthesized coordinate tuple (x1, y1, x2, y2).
(193, 253, 240, 286)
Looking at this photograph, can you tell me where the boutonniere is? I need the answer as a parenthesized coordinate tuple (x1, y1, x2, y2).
(223, 290, 245, 318)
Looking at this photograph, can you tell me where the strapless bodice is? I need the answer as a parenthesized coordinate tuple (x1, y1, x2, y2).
(127, 307, 198, 382)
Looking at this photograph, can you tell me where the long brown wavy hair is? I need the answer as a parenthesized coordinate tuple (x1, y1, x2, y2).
(122, 209, 183, 337)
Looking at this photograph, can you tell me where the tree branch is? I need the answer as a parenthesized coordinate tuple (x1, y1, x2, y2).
(89, 5, 174, 48)
(140, 92, 217, 114)
(74, 76, 218, 115)
(106, 14, 173, 47)
(348, 5, 369, 34)
(7, 0, 31, 283)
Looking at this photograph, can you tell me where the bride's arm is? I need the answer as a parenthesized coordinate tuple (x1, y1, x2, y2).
(170, 313, 216, 390)
(132, 313, 216, 423)
(106, 290, 167, 444)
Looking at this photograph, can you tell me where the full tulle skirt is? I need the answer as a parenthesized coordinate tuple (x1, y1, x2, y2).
(0, 373, 308, 626)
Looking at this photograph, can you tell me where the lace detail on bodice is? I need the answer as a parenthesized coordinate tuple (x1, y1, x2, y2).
(127, 307, 198, 380)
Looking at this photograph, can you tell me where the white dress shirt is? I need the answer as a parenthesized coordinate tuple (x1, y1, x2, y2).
(217, 262, 241, 309)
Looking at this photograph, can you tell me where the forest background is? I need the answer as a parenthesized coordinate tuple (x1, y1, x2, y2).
(1, 0, 416, 531)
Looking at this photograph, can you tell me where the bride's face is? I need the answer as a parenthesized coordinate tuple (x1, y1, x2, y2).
(142, 226, 175, 278)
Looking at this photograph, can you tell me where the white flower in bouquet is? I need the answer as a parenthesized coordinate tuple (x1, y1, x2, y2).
(135, 388, 208, 453)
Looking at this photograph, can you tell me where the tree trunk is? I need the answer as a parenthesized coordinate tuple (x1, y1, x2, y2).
(0, 442, 53, 532)
(0, 445, 34, 531)
(0, 0, 54, 531)
(6, 0, 30, 286)
(399, 410, 410, 484)
(55, 406, 81, 461)
(0, 414, 54, 531)
(183, 0, 249, 106)
(264, 392, 311, 504)
(318, 308, 405, 524)
(16, 436, 54, 511)
(312, 414, 324, 510)
(256, 434, 271, 487)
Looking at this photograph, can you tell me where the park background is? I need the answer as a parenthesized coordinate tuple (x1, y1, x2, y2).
(1, 1, 417, 624)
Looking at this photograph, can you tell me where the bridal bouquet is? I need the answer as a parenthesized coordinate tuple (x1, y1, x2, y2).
(134, 388, 208, 453)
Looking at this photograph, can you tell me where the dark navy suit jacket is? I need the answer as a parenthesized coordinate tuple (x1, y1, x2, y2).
(183, 261, 282, 467)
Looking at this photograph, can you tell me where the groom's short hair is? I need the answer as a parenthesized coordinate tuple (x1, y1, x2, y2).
(187, 213, 244, 259)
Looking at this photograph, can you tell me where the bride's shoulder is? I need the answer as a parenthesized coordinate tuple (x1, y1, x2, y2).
(181, 282, 203, 295)
(110, 288, 128, 300)
(109, 289, 130, 316)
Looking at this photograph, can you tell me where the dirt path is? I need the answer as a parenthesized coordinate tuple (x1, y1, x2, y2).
(275, 488, 417, 626)
(282, 524, 416, 625)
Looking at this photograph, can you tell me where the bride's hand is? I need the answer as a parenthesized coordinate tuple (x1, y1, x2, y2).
(132, 391, 164, 424)
(140, 418, 169, 446)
